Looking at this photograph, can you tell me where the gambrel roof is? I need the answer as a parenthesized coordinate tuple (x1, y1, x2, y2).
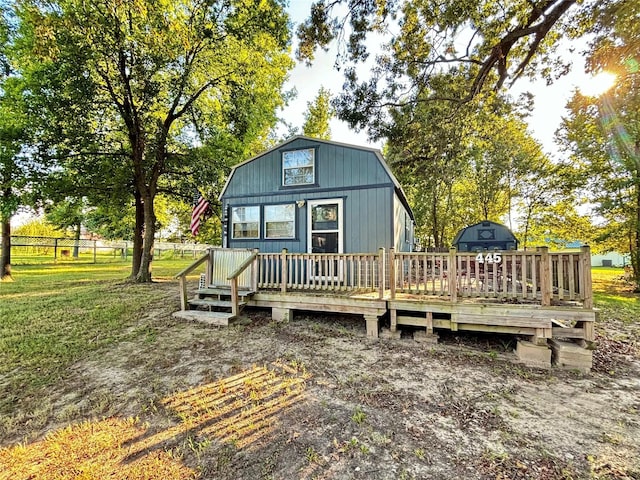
(219, 135, 414, 221)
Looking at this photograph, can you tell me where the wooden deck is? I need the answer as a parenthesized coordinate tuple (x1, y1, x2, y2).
(175, 246, 596, 370)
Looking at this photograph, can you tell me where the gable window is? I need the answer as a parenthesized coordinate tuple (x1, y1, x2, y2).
(282, 148, 315, 186)
(231, 206, 260, 239)
(264, 204, 295, 239)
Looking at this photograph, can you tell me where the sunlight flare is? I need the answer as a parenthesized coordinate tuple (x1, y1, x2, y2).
(580, 72, 617, 96)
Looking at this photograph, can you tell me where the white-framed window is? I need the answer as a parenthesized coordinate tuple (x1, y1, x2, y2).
(231, 206, 260, 239)
(282, 148, 315, 186)
(264, 204, 295, 239)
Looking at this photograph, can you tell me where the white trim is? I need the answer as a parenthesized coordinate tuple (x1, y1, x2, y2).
(264, 203, 296, 239)
(282, 148, 315, 186)
(307, 198, 344, 254)
(230, 205, 260, 240)
(307, 198, 344, 281)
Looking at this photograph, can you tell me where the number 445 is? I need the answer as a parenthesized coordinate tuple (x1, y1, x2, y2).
(475, 252, 502, 264)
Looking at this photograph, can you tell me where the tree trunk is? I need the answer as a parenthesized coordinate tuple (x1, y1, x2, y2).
(632, 180, 640, 292)
(136, 190, 156, 282)
(1, 217, 12, 281)
(130, 189, 144, 279)
(73, 222, 81, 258)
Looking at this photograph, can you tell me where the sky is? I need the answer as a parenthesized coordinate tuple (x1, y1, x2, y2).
(282, 2, 597, 156)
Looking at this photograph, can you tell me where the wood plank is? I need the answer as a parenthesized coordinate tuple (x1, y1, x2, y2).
(172, 310, 232, 326)
(581, 246, 594, 308)
(388, 300, 596, 323)
(456, 314, 551, 328)
(197, 287, 254, 296)
(189, 298, 246, 308)
(552, 327, 585, 339)
(457, 324, 537, 336)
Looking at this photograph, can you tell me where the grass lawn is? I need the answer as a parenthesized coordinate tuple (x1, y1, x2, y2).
(0, 258, 202, 416)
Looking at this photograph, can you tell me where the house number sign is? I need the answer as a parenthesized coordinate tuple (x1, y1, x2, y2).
(475, 252, 502, 264)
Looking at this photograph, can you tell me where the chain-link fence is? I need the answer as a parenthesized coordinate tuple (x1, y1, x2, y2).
(10, 236, 216, 264)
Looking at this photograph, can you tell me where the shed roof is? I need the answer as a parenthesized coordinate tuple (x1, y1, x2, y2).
(452, 221, 517, 245)
(219, 135, 415, 221)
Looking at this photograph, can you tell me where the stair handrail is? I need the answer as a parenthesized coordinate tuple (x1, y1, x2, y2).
(174, 249, 211, 311)
(227, 249, 259, 316)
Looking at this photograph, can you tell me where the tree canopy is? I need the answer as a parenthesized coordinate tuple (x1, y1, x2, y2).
(296, 0, 617, 137)
(13, 0, 293, 281)
(558, 0, 640, 289)
(302, 86, 333, 139)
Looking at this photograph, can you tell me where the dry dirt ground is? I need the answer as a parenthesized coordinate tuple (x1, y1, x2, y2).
(2, 282, 640, 479)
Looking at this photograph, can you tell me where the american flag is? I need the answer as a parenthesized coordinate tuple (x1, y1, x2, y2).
(190, 191, 211, 236)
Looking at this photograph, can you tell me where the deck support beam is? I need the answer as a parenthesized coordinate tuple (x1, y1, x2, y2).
(516, 340, 551, 369)
(390, 309, 397, 332)
(364, 314, 379, 339)
(272, 307, 292, 322)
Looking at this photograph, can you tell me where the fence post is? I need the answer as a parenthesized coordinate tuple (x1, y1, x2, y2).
(378, 247, 385, 299)
(93, 240, 97, 263)
(449, 247, 458, 302)
(538, 246, 551, 306)
(580, 245, 593, 309)
(54, 238, 58, 262)
(124, 242, 128, 260)
(281, 248, 288, 293)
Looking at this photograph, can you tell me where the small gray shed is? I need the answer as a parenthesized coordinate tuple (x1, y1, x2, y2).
(452, 221, 518, 252)
(219, 136, 415, 254)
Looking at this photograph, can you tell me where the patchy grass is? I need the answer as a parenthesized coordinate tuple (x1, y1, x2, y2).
(1, 262, 638, 479)
(0, 417, 196, 480)
(591, 266, 639, 330)
(0, 259, 199, 417)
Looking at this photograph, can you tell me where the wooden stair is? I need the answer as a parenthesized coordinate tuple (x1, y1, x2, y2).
(172, 310, 234, 326)
(174, 286, 255, 327)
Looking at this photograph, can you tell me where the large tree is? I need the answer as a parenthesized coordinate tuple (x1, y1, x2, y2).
(0, 77, 27, 282)
(385, 71, 550, 248)
(294, 0, 627, 139)
(16, 0, 292, 281)
(558, 1, 640, 290)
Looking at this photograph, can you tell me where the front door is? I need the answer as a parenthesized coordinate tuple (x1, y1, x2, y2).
(308, 199, 343, 280)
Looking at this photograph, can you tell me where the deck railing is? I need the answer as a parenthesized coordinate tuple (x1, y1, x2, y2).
(391, 246, 592, 307)
(255, 246, 592, 308)
(257, 249, 386, 298)
(176, 246, 593, 310)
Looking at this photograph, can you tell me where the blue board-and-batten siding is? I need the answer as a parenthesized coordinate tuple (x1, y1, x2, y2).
(221, 137, 413, 254)
(222, 139, 390, 197)
(224, 186, 393, 254)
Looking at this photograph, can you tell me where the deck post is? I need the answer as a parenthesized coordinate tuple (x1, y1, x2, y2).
(449, 247, 458, 302)
(538, 246, 551, 306)
(206, 248, 213, 287)
(281, 248, 288, 293)
(426, 311, 434, 335)
(252, 248, 259, 292)
(389, 248, 396, 300)
(179, 275, 188, 311)
(230, 277, 239, 317)
(580, 245, 593, 309)
(378, 248, 385, 299)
